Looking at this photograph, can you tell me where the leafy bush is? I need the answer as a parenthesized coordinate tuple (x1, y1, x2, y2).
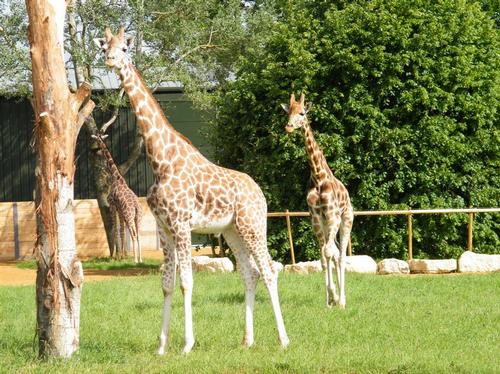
(211, 0, 499, 261)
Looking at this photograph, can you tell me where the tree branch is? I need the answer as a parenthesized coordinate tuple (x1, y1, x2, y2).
(119, 130, 144, 176)
(76, 99, 95, 132)
(174, 26, 219, 65)
(100, 88, 125, 134)
(72, 81, 92, 114)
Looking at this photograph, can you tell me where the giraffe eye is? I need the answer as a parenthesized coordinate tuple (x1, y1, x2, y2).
(122, 47, 128, 52)
(300, 111, 306, 116)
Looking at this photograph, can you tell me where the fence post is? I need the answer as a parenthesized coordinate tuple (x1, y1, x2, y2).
(467, 210, 474, 251)
(285, 209, 296, 264)
(407, 209, 413, 260)
(13, 202, 20, 260)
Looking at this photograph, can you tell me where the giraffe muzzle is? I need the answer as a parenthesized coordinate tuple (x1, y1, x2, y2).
(285, 125, 295, 133)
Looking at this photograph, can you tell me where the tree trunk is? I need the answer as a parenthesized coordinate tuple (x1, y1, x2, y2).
(26, 0, 94, 358)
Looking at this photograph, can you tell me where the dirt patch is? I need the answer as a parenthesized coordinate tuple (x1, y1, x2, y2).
(0, 262, 160, 286)
(0, 248, 215, 286)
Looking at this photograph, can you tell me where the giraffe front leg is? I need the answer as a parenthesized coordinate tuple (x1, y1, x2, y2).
(324, 216, 341, 308)
(174, 226, 195, 355)
(308, 208, 331, 307)
(157, 231, 175, 356)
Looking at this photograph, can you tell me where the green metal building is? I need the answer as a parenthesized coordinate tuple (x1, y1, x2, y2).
(0, 89, 212, 202)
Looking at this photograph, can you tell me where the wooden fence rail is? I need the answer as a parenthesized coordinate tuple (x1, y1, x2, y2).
(1, 200, 498, 261)
(268, 208, 500, 264)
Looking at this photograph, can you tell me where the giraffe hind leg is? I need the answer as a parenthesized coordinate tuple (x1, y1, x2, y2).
(235, 222, 289, 348)
(157, 229, 175, 355)
(223, 227, 260, 348)
(337, 210, 353, 309)
(126, 218, 139, 263)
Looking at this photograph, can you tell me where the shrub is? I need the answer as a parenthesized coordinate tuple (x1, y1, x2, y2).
(211, 0, 499, 261)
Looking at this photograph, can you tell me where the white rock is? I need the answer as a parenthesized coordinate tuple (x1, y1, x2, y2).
(377, 258, 410, 275)
(458, 251, 500, 273)
(273, 261, 284, 273)
(345, 255, 377, 274)
(192, 256, 234, 273)
(408, 259, 457, 274)
(284, 260, 322, 274)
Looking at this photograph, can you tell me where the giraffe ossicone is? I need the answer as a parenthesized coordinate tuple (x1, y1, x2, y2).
(283, 92, 354, 309)
(94, 27, 289, 355)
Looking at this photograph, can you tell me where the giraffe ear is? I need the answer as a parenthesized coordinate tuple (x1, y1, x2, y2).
(93, 38, 107, 50)
(125, 36, 135, 49)
(104, 27, 113, 41)
(299, 93, 305, 104)
(281, 103, 290, 113)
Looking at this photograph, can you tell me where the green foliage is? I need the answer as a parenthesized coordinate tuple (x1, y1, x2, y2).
(1, 272, 499, 372)
(0, 0, 31, 97)
(0, 0, 273, 111)
(212, 0, 500, 261)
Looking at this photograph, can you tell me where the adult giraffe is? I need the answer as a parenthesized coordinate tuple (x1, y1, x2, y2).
(282, 93, 354, 309)
(94, 27, 289, 355)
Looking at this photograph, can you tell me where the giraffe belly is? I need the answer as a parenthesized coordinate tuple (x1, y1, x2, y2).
(191, 212, 234, 234)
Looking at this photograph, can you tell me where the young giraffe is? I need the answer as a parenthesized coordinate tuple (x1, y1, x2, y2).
(282, 93, 354, 309)
(94, 27, 289, 354)
(93, 133, 143, 263)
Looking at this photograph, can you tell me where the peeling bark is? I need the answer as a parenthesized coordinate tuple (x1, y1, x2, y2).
(26, 0, 93, 358)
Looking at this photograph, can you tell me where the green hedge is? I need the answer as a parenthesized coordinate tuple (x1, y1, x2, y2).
(211, 0, 499, 261)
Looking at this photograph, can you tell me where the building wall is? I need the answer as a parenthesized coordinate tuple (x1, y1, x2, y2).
(0, 92, 213, 201)
(0, 198, 214, 260)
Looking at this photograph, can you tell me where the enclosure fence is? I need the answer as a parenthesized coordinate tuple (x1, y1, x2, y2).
(1, 200, 498, 261)
(268, 208, 500, 264)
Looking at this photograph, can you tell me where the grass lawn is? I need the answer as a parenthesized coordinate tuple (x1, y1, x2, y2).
(0, 270, 498, 373)
(15, 257, 162, 271)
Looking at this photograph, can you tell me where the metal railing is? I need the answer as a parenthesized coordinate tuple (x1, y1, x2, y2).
(268, 208, 500, 264)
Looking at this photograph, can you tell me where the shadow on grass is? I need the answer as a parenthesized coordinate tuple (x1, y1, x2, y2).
(16, 257, 162, 272)
(215, 292, 267, 305)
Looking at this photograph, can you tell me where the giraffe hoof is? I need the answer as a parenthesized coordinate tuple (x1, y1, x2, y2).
(242, 338, 254, 348)
(279, 335, 290, 349)
(157, 347, 166, 356)
(181, 340, 195, 355)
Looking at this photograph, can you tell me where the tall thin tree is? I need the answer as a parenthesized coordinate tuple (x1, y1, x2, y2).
(25, 0, 94, 357)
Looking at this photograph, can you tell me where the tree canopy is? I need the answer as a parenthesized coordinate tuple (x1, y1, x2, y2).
(211, 0, 500, 261)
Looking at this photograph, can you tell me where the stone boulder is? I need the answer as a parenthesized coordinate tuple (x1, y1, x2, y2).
(192, 256, 234, 273)
(458, 251, 500, 273)
(273, 261, 284, 273)
(284, 256, 377, 274)
(408, 259, 457, 274)
(345, 255, 377, 274)
(284, 260, 322, 274)
(377, 258, 410, 275)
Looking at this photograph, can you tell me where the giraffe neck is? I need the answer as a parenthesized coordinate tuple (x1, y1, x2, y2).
(302, 120, 330, 183)
(97, 138, 126, 184)
(118, 62, 196, 175)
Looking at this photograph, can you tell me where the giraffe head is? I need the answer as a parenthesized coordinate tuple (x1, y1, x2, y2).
(281, 93, 311, 133)
(93, 26, 134, 70)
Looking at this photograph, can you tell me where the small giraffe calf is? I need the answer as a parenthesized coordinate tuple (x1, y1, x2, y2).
(93, 134, 143, 263)
(282, 93, 354, 308)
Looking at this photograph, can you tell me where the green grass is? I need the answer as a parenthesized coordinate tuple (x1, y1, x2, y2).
(16, 257, 162, 271)
(0, 272, 499, 373)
